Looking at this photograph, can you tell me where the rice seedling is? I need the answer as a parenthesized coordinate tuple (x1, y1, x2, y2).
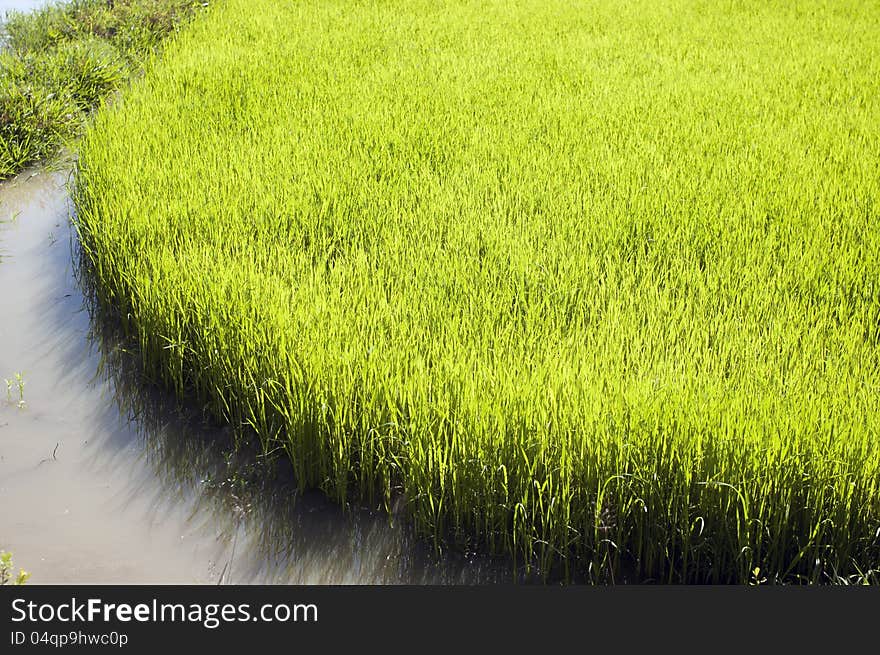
(0, 551, 30, 586)
(75, 0, 880, 583)
(4, 372, 26, 407)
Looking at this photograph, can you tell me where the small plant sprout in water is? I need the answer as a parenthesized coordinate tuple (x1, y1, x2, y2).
(0, 551, 30, 585)
(4, 372, 25, 407)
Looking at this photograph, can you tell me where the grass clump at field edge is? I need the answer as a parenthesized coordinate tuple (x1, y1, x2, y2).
(0, 0, 206, 179)
(75, 0, 880, 583)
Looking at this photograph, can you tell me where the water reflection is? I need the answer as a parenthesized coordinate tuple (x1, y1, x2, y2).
(87, 315, 519, 584)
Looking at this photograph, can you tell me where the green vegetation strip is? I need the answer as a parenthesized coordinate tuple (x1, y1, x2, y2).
(0, 0, 206, 179)
(76, 0, 880, 583)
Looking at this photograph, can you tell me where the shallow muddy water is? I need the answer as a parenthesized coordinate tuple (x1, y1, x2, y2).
(0, 169, 513, 583)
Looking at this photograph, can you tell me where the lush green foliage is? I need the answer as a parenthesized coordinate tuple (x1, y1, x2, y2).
(0, 0, 205, 179)
(76, 0, 880, 583)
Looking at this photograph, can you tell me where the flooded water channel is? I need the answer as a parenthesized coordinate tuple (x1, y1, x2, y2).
(0, 169, 514, 583)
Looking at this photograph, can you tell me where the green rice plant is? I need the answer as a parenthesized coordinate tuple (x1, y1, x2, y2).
(4, 372, 25, 408)
(75, 0, 880, 583)
(0, 551, 30, 586)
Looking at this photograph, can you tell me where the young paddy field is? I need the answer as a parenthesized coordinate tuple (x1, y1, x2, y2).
(74, 0, 880, 584)
(0, 168, 511, 584)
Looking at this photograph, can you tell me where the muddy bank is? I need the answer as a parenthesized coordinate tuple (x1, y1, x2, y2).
(0, 169, 513, 583)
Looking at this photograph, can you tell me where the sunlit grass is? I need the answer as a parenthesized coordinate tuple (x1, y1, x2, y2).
(0, 0, 206, 179)
(75, 0, 880, 583)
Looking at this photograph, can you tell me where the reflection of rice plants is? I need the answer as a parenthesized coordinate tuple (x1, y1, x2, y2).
(76, 0, 880, 583)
